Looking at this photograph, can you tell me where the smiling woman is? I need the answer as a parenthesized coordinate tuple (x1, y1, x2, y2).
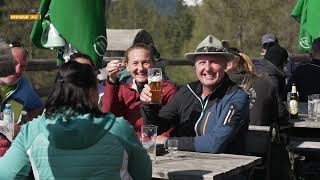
(102, 43, 177, 138)
(124, 44, 154, 85)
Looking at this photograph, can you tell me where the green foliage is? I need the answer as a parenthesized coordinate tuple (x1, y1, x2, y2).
(1, 0, 301, 85)
(107, 0, 194, 57)
(166, 66, 197, 84)
(0, 0, 56, 59)
(186, 0, 299, 57)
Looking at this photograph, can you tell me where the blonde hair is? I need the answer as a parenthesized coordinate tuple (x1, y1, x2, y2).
(237, 53, 257, 91)
(238, 53, 256, 74)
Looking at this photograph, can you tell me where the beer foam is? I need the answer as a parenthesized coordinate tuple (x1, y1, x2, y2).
(148, 76, 162, 82)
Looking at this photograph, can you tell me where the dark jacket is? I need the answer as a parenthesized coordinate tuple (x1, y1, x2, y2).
(264, 44, 288, 71)
(253, 58, 286, 100)
(228, 71, 279, 125)
(141, 75, 250, 154)
(288, 59, 320, 102)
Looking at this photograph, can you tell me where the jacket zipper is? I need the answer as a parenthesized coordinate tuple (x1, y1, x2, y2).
(223, 105, 234, 125)
(187, 84, 209, 136)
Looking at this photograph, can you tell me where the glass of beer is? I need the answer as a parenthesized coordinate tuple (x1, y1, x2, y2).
(148, 68, 162, 104)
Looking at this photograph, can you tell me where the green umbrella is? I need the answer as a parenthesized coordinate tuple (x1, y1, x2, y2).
(291, 0, 320, 53)
(30, 0, 107, 66)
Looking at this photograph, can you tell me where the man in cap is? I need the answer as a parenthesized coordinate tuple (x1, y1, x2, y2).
(140, 35, 249, 154)
(261, 33, 289, 71)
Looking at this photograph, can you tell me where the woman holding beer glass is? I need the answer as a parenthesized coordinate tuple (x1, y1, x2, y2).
(102, 43, 176, 138)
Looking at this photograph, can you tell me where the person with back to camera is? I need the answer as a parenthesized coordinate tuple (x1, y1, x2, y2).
(226, 48, 279, 126)
(0, 60, 151, 180)
(102, 43, 176, 138)
(261, 33, 288, 71)
(254, 34, 288, 101)
(140, 35, 249, 154)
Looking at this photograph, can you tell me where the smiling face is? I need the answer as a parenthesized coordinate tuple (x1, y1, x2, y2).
(194, 54, 227, 93)
(126, 48, 153, 85)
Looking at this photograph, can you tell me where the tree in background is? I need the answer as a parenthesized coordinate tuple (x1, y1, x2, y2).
(186, 0, 299, 57)
(0, 0, 56, 59)
(107, 0, 194, 57)
(0, 0, 301, 84)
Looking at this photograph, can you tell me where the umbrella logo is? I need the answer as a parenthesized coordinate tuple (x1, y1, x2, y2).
(299, 37, 311, 50)
(93, 36, 107, 57)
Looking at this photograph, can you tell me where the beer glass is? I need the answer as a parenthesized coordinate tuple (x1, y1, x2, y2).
(141, 125, 157, 162)
(148, 68, 162, 104)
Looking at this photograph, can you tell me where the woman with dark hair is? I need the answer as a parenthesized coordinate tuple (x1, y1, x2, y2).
(0, 61, 151, 180)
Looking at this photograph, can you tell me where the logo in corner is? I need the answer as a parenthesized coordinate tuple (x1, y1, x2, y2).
(93, 36, 107, 57)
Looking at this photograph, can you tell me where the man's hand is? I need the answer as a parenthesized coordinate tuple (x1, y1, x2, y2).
(105, 60, 124, 83)
(140, 84, 152, 104)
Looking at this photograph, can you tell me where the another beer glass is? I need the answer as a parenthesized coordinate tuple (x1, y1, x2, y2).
(141, 125, 157, 162)
(148, 68, 162, 104)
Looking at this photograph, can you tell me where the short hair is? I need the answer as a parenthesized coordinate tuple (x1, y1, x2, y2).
(312, 37, 320, 54)
(8, 41, 29, 55)
(69, 53, 99, 75)
(124, 43, 154, 63)
(45, 61, 102, 119)
(69, 53, 94, 65)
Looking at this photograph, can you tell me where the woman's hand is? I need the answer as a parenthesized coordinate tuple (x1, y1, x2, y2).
(105, 60, 124, 83)
(140, 84, 152, 104)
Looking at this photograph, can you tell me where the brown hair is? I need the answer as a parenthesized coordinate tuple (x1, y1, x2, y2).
(239, 53, 256, 74)
(124, 43, 154, 63)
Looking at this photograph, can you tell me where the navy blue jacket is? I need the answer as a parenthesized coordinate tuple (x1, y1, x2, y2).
(142, 75, 249, 154)
(193, 85, 249, 154)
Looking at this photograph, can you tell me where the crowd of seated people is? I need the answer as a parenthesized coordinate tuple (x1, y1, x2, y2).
(1, 34, 319, 179)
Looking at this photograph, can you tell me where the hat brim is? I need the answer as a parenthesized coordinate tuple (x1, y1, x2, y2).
(262, 39, 275, 46)
(184, 52, 234, 62)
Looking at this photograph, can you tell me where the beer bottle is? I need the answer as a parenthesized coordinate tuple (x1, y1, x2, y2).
(289, 83, 299, 120)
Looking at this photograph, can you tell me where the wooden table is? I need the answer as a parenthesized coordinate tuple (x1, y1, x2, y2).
(289, 119, 320, 128)
(152, 151, 261, 180)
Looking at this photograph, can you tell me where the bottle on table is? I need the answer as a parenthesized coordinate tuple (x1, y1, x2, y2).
(289, 83, 299, 120)
(2, 104, 14, 141)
